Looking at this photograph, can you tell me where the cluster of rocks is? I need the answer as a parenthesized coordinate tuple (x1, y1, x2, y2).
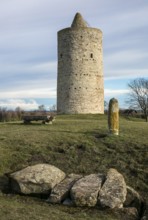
(0, 164, 145, 220)
(6, 164, 146, 219)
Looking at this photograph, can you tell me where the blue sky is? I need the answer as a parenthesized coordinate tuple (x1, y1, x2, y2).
(0, 0, 148, 110)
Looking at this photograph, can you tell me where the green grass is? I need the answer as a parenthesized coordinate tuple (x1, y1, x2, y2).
(0, 114, 147, 219)
(0, 193, 121, 220)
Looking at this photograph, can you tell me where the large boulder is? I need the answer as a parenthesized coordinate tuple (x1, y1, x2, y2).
(47, 173, 82, 204)
(9, 164, 66, 194)
(70, 173, 104, 207)
(98, 168, 127, 208)
(124, 185, 144, 214)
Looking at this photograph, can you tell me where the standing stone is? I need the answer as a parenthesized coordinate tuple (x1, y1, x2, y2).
(47, 174, 82, 204)
(70, 173, 104, 207)
(98, 168, 127, 208)
(108, 98, 119, 135)
(9, 164, 66, 195)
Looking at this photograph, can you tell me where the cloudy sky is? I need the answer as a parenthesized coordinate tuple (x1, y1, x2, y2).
(0, 0, 148, 110)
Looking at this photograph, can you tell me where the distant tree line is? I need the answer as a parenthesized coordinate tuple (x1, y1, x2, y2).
(0, 105, 57, 122)
(0, 107, 23, 122)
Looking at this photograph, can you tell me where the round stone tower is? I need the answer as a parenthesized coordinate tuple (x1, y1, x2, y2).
(57, 13, 104, 114)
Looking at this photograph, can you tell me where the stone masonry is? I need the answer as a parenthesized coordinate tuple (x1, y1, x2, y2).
(57, 13, 104, 114)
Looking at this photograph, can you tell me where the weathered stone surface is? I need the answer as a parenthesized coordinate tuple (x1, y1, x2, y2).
(57, 13, 104, 114)
(108, 98, 119, 135)
(124, 185, 144, 214)
(99, 168, 127, 208)
(70, 173, 104, 207)
(9, 164, 66, 194)
(47, 173, 82, 204)
(71, 12, 88, 28)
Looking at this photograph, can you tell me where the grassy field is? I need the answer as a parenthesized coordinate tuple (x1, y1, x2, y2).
(0, 114, 147, 219)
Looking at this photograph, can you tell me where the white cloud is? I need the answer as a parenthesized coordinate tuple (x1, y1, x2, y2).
(0, 0, 147, 105)
(105, 89, 129, 97)
(104, 69, 148, 79)
(104, 49, 148, 79)
(0, 99, 39, 110)
(0, 61, 57, 79)
(32, 61, 57, 74)
(105, 50, 148, 66)
(0, 87, 56, 99)
(98, 5, 148, 35)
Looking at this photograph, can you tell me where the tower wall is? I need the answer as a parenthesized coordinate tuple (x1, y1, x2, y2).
(57, 24, 104, 114)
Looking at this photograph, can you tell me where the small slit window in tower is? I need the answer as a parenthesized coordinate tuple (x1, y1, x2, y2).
(60, 54, 63, 58)
(90, 53, 93, 58)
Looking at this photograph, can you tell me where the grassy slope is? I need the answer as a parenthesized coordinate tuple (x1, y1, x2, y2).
(0, 114, 147, 220)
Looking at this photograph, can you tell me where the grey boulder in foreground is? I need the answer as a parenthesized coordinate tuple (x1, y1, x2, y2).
(10, 164, 66, 194)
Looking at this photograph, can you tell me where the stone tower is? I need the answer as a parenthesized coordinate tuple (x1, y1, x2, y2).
(57, 13, 104, 114)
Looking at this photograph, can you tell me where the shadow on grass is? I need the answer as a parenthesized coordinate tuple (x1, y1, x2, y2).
(95, 133, 108, 139)
(5, 122, 45, 126)
(0, 175, 11, 193)
(2, 122, 109, 140)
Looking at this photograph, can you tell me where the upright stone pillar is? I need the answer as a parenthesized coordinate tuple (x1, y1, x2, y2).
(108, 98, 119, 135)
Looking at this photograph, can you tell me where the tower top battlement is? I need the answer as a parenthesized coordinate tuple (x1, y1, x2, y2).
(71, 12, 88, 28)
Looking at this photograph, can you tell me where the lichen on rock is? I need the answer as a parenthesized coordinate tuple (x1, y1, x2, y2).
(9, 164, 66, 195)
(98, 168, 127, 208)
(71, 173, 105, 207)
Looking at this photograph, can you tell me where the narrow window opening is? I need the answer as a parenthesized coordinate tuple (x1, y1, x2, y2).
(90, 53, 93, 58)
(60, 54, 63, 58)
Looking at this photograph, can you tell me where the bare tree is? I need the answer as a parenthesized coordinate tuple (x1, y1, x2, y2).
(38, 105, 45, 111)
(104, 101, 108, 114)
(49, 104, 57, 112)
(38, 105, 46, 115)
(15, 106, 24, 121)
(127, 78, 148, 122)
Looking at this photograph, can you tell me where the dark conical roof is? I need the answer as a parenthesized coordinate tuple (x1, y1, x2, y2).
(71, 12, 88, 28)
